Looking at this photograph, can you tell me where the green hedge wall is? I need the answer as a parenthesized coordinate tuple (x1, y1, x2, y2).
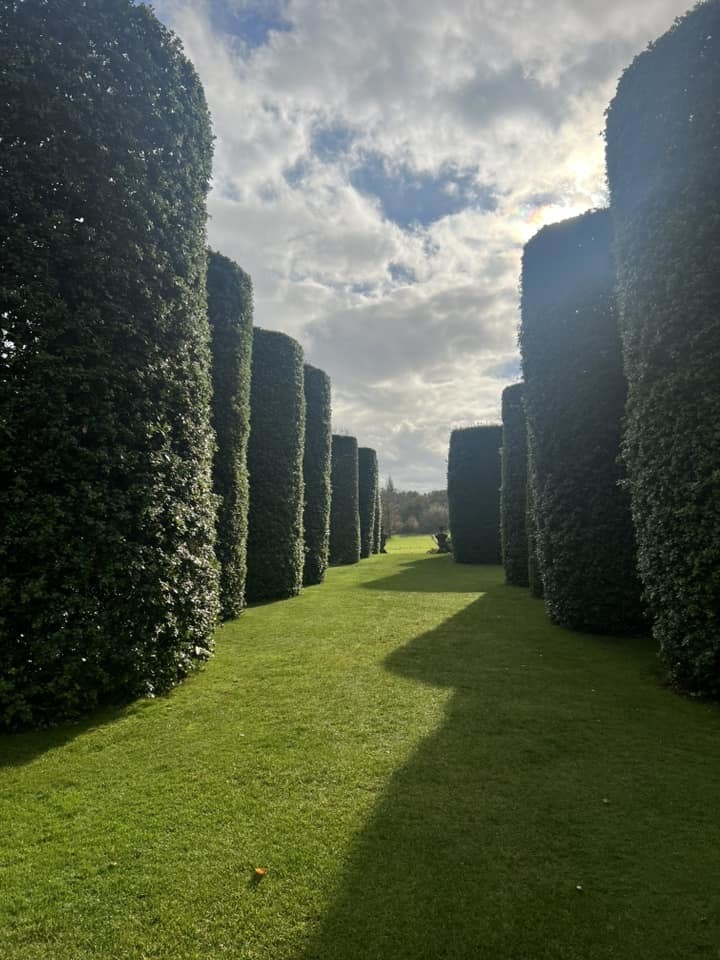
(526, 439, 544, 599)
(500, 383, 529, 587)
(245, 329, 305, 603)
(606, 3, 720, 693)
(329, 436, 361, 566)
(0, 0, 217, 730)
(207, 250, 253, 620)
(302, 365, 332, 586)
(447, 426, 502, 564)
(373, 485, 382, 554)
(358, 448, 379, 559)
(520, 209, 643, 634)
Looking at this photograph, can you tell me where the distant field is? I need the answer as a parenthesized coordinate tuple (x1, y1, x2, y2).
(2, 537, 718, 959)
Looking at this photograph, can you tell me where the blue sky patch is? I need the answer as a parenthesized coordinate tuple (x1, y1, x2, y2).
(388, 262, 416, 286)
(208, 0, 292, 48)
(311, 124, 355, 163)
(483, 357, 522, 381)
(283, 157, 310, 187)
(349, 154, 496, 229)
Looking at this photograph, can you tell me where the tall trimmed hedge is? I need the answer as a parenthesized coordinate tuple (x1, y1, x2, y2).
(500, 383, 529, 587)
(606, 2, 720, 693)
(245, 329, 305, 603)
(358, 448, 379, 559)
(520, 209, 643, 634)
(329, 436, 360, 566)
(207, 251, 253, 620)
(526, 440, 544, 599)
(447, 426, 502, 564)
(302, 365, 332, 586)
(0, 0, 217, 730)
(373, 485, 383, 554)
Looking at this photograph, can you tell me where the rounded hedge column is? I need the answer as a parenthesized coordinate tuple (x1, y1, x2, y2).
(358, 448, 379, 559)
(606, 3, 720, 693)
(246, 329, 305, 603)
(500, 383, 529, 587)
(207, 251, 253, 620)
(447, 426, 502, 564)
(329, 436, 360, 565)
(526, 440, 544, 599)
(520, 209, 643, 634)
(373, 485, 383, 555)
(302, 365, 332, 586)
(0, 0, 217, 730)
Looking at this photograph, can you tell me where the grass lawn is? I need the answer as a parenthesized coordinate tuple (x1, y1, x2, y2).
(1, 535, 719, 959)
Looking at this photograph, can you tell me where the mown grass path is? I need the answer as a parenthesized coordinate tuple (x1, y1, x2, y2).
(2, 537, 719, 959)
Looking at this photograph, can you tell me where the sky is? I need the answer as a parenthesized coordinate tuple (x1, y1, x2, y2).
(150, 0, 691, 491)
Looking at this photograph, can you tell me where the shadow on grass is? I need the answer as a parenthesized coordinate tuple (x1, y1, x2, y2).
(361, 553, 490, 593)
(300, 570, 720, 960)
(0, 699, 150, 770)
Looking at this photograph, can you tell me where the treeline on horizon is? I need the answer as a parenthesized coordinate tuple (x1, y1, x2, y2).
(0, 0, 384, 731)
(381, 482, 449, 536)
(446, 0, 720, 700)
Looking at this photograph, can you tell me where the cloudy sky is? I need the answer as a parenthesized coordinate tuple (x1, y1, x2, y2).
(151, 0, 689, 490)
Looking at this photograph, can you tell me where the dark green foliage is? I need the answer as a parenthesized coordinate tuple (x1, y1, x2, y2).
(526, 441, 544, 599)
(329, 436, 360, 566)
(207, 250, 253, 620)
(520, 209, 643, 634)
(381, 481, 448, 535)
(302, 365, 332, 586)
(358, 448, 379, 559)
(246, 329, 305, 603)
(606, 2, 720, 694)
(0, 0, 217, 730)
(500, 383, 529, 587)
(373, 485, 382, 554)
(447, 427, 502, 564)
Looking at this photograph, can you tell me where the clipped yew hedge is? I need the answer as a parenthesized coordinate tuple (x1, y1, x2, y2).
(358, 448, 379, 559)
(606, 2, 720, 693)
(526, 439, 544, 599)
(447, 426, 502, 564)
(520, 209, 643, 634)
(373, 485, 382, 554)
(329, 436, 360, 565)
(245, 329, 305, 603)
(207, 251, 253, 620)
(302, 365, 332, 586)
(0, 0, 217, 730)
(500, 383, 529, 587)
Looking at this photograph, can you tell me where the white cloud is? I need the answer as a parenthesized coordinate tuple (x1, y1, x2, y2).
(154, 0, 691, 489)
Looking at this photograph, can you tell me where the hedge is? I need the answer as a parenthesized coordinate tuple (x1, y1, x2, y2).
(0, 0, 217, 730)
(606, 2, 720, 692)
(526, 439, 544, 599)
(373, 484, 383, 554)
(207, 250, 253, 620)
(302, 365, 332, 586)
(329, 436, 361, 565)
(245, 329, 305, 603)
(447, 426, 502, 564)
(358, 448, 379, 559)
(520, 209, 643, 634)
(500, 383, 529, 586)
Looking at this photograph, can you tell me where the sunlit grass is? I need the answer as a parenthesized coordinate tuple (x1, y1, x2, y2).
(1, 540, 718, 959)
